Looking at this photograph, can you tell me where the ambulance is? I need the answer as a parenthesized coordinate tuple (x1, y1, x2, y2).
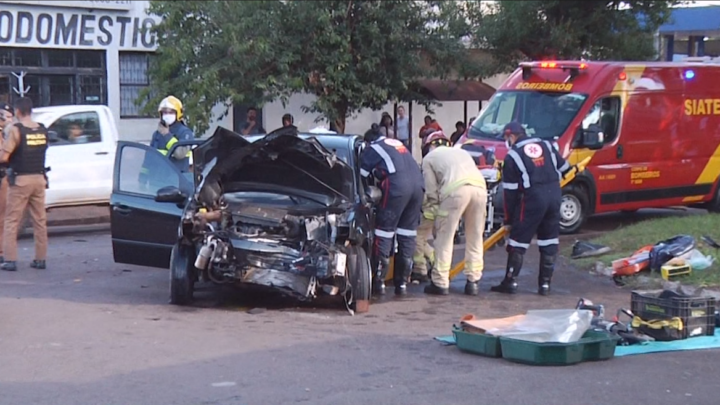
(458, 58, 720, 234)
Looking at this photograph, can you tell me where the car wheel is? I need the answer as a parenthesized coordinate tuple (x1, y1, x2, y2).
(169, 243, 195, 305)
(347, 245, 372, 313)
(560, 184, 589, 235)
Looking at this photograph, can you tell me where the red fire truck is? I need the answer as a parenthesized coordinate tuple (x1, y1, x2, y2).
(457, 59, 720, 234)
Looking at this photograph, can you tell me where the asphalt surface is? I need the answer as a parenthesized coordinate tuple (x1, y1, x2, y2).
(1, 220, 718, 405)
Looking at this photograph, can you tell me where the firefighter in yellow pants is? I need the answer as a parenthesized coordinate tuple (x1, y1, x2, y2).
(411, 213, 435, 283)
(421, 131, 487, 296)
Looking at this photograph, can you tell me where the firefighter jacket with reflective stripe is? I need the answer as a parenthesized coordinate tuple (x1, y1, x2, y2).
(150, 121, 194, 172)
(9, 123, 48, 175)
(421, 146, 486, 215)
(501, 136, 570, 222)
(359, 137, 423, 191)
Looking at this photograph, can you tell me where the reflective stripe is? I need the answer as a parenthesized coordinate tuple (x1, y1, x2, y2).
(140, 167, 149, 174)
(441, 177, 487, 197)
(509, 239, 530, 249)
(537, 238, 559, 246)
(558, 161, 570, 173)
(502, 182, 518, 190)
(374, 229, 395, 238)
(544, 141, 561, 180)
(158, 149, 169, 156)
(370, 143, 396, 174)
(515, 138, 540, 148)
(360, 168, 370, 177)
(396, 228, 417, 237)
(507, 149, 531, 188)
(166, 136, 178, 149)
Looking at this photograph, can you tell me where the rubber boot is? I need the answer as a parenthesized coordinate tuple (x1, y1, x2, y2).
(372, 256, 390, 296)
(465, 281, 480, 296)
(538, 253, 556, 296)
(394, 257, 413, 296)
(490, 251, 524, 294)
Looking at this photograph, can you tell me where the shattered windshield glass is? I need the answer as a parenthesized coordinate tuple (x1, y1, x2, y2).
(468, 91, 588, 140)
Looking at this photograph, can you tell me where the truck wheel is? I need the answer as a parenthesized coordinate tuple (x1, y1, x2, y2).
(560, 184, 588, 234)
(169, 243, 195, 305)
(707, 182, 720, 213)
(347, 245, 371, 313)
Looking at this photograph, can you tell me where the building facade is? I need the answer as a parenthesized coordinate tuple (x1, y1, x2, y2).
(0, 0, 231, 141)
(0, 0, 503, 147)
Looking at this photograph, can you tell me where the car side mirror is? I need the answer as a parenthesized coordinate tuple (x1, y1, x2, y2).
(366, 185, 382, 205)
(48, 131, 59, 143)
(155, 186, 187, 203)
(581, 125, 604, 150)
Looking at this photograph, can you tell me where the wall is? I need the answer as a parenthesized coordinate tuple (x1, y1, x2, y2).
(262, 72, 508, 158)
(0, 0, 232, 142)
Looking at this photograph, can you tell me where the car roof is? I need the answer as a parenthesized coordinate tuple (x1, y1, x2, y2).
(246, 133, 362, 151)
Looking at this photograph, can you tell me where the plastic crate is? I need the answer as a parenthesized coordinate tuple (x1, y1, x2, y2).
(499, 330, 620, 366)
(453, 328, 502, 358)
(631, 290, 716, 339)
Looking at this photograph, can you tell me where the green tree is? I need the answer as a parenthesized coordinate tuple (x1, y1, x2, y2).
(143, 0, 472, 134)
(468, 0, 680, 75)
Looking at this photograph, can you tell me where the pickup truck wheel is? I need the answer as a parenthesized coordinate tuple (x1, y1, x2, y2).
(169, 244, 195, 305)
(347, 245, 371, 313)
(560, 185, 588, 235)
(708, 182, 720, 213)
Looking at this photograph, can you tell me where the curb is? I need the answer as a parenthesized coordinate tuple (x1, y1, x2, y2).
(46, 215, 110, 228)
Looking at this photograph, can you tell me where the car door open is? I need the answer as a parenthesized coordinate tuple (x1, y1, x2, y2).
(110, 141, 194, 269)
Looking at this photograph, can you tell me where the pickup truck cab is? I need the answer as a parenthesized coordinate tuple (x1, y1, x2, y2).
(30, 105, 118, 209)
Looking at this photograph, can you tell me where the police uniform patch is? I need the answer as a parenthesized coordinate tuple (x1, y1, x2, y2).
(524, 143, 543, 159)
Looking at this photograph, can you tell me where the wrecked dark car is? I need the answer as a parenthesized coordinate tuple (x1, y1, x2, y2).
(110, 127, 380, 313)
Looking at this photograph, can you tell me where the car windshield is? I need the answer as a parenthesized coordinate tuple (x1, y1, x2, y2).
(468, 91, 588, 140)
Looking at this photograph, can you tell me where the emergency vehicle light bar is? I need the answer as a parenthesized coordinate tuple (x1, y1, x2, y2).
(520, 61, 588, 80)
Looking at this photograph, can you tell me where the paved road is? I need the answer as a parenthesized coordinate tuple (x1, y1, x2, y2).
(1, 229, 717, 405)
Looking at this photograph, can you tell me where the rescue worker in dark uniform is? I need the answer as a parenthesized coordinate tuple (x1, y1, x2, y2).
(360, 124, 424, 296)
(0, 97, 49, 271)
(490, 122, 572, 295)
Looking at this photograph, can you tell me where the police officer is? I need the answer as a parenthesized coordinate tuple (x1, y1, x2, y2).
(490, 122, 572, 295)
(0, 97, 49, 271)
(0, 103, 13, 263)
(151, 96, 194, 172)
(360, 124, 424, 296)
(421, 131, 488, 296)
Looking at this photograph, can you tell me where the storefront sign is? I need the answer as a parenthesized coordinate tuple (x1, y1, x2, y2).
(0, 1, 133, 12)
(0, 8, 158, 50)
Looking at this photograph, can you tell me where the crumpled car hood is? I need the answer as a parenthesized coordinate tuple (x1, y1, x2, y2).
(193, 126, 354, 207)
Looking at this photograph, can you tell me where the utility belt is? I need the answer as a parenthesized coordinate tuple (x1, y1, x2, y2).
(6, 167, 51, 188)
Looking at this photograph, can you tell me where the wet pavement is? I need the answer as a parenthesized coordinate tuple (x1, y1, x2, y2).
(0, 228, 717, 405)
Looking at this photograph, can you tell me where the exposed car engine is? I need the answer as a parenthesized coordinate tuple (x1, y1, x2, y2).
(183, 196, 349, 300)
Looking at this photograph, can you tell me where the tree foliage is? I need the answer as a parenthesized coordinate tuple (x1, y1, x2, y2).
(468, 0, 680, 76)
(143, 0, 472, 134)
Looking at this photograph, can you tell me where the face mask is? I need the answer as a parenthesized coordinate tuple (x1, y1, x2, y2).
(505, 139, 512, 149)
(162, 114, 176, 126)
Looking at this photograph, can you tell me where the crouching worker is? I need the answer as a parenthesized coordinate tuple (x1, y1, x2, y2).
(421, 131, 487, 296)
(360, 124, 424, 296)
(491, 122, 571, 296)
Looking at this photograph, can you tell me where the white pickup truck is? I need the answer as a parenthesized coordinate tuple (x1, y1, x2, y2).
(30, 105, 118, 209)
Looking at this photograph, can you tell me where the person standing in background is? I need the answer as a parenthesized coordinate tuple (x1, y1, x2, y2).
(450, 121, 467, 145)
(0, 97, 49, 271)
(240, 107, 266, 136)
(419, 115, 442, 144)
(379, 112, 395, 139)
(396, 106, 410, 148)
(0, 103, 13, 263)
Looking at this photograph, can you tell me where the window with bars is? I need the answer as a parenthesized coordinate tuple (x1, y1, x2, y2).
(119, 52, 153, 118)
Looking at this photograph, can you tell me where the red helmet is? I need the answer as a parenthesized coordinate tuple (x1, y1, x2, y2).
(424, 130, 451, 148)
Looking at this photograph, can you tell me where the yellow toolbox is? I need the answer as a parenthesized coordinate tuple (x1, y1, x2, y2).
(660, 263, 692, 281)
